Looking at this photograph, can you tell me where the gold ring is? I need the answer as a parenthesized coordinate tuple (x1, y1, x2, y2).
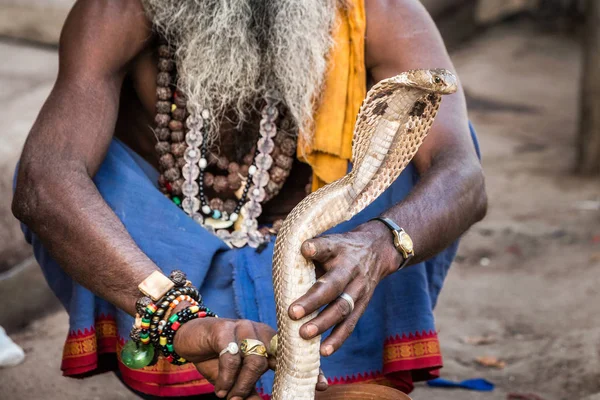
(239, 339, 268, 358)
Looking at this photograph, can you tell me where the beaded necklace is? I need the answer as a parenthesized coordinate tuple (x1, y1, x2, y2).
(154, 40, 295, 248)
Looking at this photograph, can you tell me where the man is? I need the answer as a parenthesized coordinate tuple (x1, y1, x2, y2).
(12, 0, 486, 399)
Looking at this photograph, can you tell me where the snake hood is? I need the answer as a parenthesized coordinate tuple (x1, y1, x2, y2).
(396, 68, 458, 94)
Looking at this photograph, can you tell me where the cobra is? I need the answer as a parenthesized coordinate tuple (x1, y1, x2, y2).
(271, 69, 458, 400)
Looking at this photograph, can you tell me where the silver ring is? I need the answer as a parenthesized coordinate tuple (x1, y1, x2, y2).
(219, 342, 239, 357)
(339, 292, 355, 313)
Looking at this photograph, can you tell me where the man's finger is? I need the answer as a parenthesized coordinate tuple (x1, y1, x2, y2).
(316, 368, 328, 391)
(228, 322, 269, 399)
(299, 282, 361, 340)
(320, 299, 368, 357)
(301, 236, 339, 263)
(288, 263, 352, 320)
(212, 324, 242, 398)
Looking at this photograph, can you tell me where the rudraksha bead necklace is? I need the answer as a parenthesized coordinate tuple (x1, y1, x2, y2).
(154, 39, 294, 248)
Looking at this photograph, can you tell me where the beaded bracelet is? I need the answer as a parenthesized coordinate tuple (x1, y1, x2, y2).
(123, 270, 214, 369)
(158, 305, 217, 365)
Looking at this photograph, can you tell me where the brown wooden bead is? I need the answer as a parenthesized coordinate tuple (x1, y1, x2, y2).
(156, 127, 171, 141)
(157, 87, 172, 101)
(228, 162, 240, 175)
(170, 130, 185, 143)
(156, 101, 171, 114)
(172, 108, 186, 121)
(171, 142, 187, 157)
(174, 92, 187, 108)
(158, 58, 175, 72)
(169, 120, 183, 131)
(275, 154, 293, 170)
(265, 180, 280, 198)
(224, 199, 237, 214)
(280, 138, 296, 157)
(213, 176, 229, 193)
(208, 153, 219, 166)
(243, 153, 254, 166)
(164, 167, 181, 182)
(270, 166, 288, 184)
(171, 178, 184, 196)
(209, 198, 224, 212)
(155, 113, 171, 128)
(227, 172, 242, 190)
(157, 72, 172, 87)
(158, 174, 167, 188)
(159, 153, 175, 170)
(216, 156, 229, 170)
(158, 45, 171, 58)
(239, 165, 249, 177)
(176, 157, 187, 169)
(204, 172, 215, 187)
(155, 141, 171, 155)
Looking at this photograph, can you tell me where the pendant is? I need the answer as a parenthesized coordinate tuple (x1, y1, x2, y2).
(204, 217, 234, 230)
(121, 341, 155, 370)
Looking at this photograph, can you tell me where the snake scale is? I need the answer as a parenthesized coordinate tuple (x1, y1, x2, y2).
(271, 69, 458, 400)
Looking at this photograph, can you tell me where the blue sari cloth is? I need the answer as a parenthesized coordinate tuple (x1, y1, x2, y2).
(20, 125, 479, 396)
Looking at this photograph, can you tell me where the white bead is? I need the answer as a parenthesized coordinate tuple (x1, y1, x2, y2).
(202, 205, 211, 214)
(199, 158, 208, 169)
(202, 109, 210, 119)
(230, 213, 239, 222)
(253, 188, 260, 196)
(248, 165, 257, 176)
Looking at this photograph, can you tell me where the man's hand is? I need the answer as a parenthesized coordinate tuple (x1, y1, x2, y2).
(174, 317, 328, 399)
(288, 221, 402, 357)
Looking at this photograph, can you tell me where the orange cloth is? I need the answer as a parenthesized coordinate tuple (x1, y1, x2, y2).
(297, 1, 367, 191)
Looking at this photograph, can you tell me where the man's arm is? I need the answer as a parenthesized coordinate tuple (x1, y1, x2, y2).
(12, 0, 157, 316)
(360, 0, 487, 261)
(290, 0, 487, 356)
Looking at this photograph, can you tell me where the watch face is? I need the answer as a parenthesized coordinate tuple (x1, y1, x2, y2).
(399, 232, 414, 253)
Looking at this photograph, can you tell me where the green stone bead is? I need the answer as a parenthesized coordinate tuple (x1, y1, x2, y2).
(167, 344, 174, 352)
(141, 318, 151, 324)
(173, 196, 182, 205)
(121, 341, 155, 370)
(169, 314, 179, 323)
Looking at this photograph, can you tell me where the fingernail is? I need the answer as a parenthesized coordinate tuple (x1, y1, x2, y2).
(306, 242, 316, 256)
(322, 345, 334, 356)
(305, 324, 318, 338)
(292, 305, 305, 319)
(216, 390, 227, 398)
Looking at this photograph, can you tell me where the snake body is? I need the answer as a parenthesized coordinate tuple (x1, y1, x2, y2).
(271, 69, 458, 400)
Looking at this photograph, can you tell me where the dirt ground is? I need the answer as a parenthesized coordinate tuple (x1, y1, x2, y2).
(1, 19, 599, 400)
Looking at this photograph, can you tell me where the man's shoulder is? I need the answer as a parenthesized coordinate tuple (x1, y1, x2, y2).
(59, 0, 153, 76)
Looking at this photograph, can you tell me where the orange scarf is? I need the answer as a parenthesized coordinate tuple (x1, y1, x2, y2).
(297, 1, 367, 191)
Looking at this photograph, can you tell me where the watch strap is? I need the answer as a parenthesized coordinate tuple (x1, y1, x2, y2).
(371, 217, 413, 270)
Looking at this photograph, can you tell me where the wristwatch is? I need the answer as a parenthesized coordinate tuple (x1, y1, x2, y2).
(371, 217, 414, 270)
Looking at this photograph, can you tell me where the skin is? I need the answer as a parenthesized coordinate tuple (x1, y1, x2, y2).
(12, 0, 486, 398)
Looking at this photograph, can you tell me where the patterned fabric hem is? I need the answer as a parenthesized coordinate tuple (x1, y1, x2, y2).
(60, 316, 442, 397)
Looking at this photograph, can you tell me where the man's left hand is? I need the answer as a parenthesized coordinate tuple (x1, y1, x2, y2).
(288, 221, 403, 357)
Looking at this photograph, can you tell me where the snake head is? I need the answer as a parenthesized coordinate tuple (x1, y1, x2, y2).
(398, 68, 458, 95)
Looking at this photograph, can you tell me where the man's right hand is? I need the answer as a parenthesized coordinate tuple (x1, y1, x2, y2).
(173, 318, 276, 400)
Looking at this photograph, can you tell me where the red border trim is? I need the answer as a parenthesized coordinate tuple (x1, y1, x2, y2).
(59, 316, 442, 397)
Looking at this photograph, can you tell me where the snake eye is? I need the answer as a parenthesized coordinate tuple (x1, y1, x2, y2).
(434, 76, 442, 84)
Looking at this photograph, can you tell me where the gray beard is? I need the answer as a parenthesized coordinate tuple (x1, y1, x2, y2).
(141, 0, 338, 143)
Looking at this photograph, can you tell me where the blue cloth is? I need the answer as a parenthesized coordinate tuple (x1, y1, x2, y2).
(19, 124, 480, 395)
(427, 378, 495, 392)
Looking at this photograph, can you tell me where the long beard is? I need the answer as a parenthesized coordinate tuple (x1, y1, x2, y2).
(141, 0, 338, 143)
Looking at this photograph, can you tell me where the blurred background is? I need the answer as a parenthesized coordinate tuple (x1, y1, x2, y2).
(0, 0, 599, 399)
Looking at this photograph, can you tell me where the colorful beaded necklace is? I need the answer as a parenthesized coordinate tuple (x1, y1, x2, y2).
(154, 40, 295, 248)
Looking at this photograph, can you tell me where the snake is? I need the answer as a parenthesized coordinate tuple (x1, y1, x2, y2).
(270, 69, 458, 400)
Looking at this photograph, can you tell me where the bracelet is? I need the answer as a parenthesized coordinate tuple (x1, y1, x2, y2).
(158, 305, 217, 365)
(122, 270, 216, 369)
